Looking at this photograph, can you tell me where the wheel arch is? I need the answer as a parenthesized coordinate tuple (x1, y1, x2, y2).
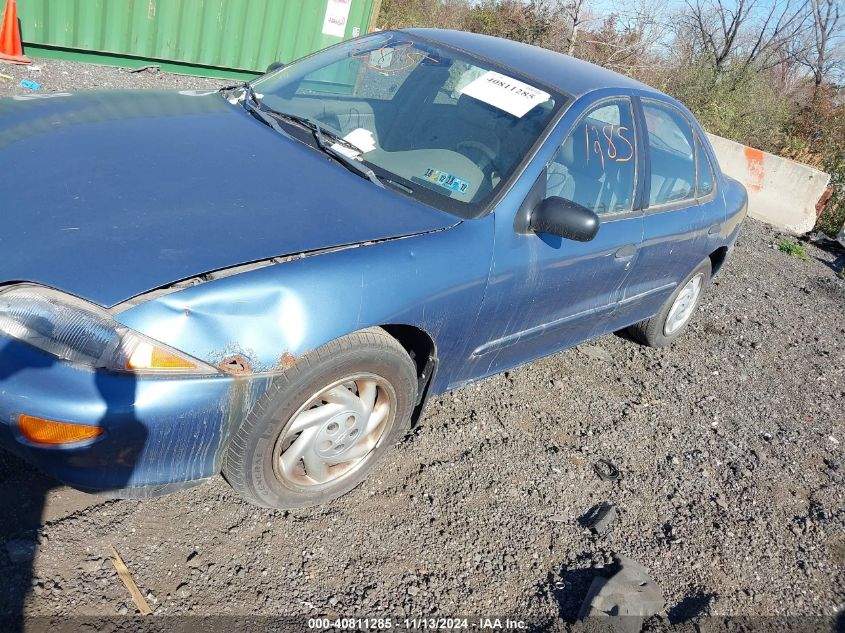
(379, 324, 438, 423)
(709, 246, 729, 277)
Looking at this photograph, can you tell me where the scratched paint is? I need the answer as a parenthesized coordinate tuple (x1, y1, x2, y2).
(0, 83, 748, 497)
(116, 218, 493, 391)
(743, 146, 765, 193)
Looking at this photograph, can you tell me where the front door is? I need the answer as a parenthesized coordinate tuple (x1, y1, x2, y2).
(462, 97, 644, 381)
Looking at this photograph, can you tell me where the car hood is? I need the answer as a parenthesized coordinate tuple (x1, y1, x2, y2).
(0, 90, 459, 307)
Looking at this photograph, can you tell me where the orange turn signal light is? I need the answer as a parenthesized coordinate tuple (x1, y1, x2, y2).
(18, 414, 104, 445)
(125, 342, 197, 371)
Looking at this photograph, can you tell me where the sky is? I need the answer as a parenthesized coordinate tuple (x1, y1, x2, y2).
(567, 0, 800, 24)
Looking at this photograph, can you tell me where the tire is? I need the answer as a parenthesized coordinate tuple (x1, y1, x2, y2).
(626, 258, 712, 348)
(223, 327, 417, 509)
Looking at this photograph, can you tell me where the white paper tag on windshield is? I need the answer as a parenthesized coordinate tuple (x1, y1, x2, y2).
(331, 128, 376, 158)
(344, 128, 376, 152)
(460, 71, 550, 118)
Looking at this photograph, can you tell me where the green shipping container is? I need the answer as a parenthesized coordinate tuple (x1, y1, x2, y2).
(16, 0, 381, 78)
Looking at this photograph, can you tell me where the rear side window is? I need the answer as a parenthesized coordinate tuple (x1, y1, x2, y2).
(696, 136, 715, 197)
(547, 99, 637, 216)
(643, 101, 696, 206)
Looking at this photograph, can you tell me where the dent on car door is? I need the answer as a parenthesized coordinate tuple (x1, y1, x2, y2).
(617, 99, 716, 327)
(459, 97, 644, 383)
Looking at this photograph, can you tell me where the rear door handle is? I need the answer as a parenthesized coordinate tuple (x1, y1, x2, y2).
(614, 244, 637, 259)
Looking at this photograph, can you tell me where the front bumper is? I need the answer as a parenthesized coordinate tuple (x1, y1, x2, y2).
(0, 335, 256, 493)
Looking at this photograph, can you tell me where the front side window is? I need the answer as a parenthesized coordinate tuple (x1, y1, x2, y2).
(547, 99, 637, 216)
(642, 101, 696, 207)
(252, 32, 567, 218)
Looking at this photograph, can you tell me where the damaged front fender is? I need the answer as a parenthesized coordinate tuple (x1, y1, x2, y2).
(114, 218, 493, 385)
(119, 280, 347, 375)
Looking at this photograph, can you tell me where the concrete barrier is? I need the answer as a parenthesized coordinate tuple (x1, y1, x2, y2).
(707, 133, 830, 235)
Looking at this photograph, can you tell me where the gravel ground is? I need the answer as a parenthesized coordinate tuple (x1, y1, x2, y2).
(0, 58, 226, 96)
(1, 58, 844, 629)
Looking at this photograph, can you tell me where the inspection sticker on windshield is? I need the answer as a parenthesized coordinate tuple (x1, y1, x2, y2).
(424, 168, 470, 195)
(460, 71, 550, 117)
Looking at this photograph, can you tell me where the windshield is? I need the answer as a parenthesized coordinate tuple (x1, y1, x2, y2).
(251, 31, 567, 218)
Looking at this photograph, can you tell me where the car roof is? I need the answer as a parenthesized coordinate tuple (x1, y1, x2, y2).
(400, 28, 661, 99)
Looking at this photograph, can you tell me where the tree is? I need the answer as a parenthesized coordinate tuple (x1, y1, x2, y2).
(463, 0, 569, 47)
(682, 0, 810, 74)
(794, 0, 843, 86)
(378, 0, 470, 29)
(576, 0, 670, 73)
(565, 0, 588, 54)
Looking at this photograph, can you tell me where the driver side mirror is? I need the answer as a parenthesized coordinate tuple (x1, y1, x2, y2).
(266, 61, 286, 73)
(529, 197, 600, 242)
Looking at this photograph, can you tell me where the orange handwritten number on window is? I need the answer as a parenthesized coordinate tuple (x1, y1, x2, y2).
(585, 123, 634, 164)
(602, 125, 617, 160)
(592, 127, 606, 169)
(585, 124, 590, 165)
(616, 126, 634, 163)
(585, 124, 605, 166)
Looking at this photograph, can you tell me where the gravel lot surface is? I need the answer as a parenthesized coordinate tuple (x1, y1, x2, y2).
(0, 58, 226, 96)
(1, 59, 844, 630)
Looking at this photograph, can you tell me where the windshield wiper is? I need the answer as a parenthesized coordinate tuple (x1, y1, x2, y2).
(268, 111, 365, 154)
(265, 111, 384, 189)
(224, 84, 384, 189)
(241, 96, 296, 143)
(221, 81, 288, 136)
(220, 81, 259, 105)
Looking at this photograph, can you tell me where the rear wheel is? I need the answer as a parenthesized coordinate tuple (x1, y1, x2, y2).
(223, 327, 417, 508)
(626, 258, 711, 348)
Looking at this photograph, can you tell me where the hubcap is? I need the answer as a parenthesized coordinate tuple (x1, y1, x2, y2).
(664, 274, 703, 336)
(272, 374, 394, 490)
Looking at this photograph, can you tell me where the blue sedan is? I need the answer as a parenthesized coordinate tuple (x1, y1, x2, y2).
(0, 29, 747, 508)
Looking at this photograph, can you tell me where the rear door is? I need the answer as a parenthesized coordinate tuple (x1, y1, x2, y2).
(614, 98, 714, 327)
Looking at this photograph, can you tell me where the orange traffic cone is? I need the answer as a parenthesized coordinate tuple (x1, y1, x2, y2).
(0, 0, 30, 64)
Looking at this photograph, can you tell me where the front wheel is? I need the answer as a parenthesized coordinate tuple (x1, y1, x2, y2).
(223, 328, 417, 508)
(626, 258, 711, 348)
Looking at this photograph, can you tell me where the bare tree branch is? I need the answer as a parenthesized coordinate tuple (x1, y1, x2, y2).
(681, 0, 812, 74)
(566, 0, 588, 54)
(793, 0, 843, 85)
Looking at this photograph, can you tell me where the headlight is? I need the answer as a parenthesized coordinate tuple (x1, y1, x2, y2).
(0, 284, 217, 375)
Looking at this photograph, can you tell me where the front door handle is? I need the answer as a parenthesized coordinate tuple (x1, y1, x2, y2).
(614, 244, 637, 259)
